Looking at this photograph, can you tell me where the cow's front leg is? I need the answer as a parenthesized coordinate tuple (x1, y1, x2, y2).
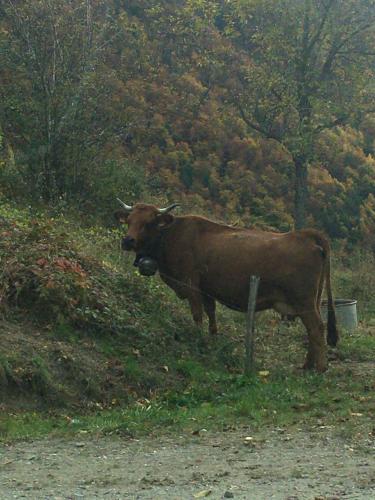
(188, 292, 204, 329)
(203, 295, 217, 335)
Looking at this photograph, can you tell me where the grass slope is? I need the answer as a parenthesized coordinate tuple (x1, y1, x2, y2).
(0, 201, 374, 442)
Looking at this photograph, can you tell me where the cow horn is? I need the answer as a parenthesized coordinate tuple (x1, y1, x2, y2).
(158, 203, 179, 214)
(117, 198, 133, 212)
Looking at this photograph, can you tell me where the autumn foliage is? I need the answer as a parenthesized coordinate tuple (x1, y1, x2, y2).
(0, 1, 374, 248)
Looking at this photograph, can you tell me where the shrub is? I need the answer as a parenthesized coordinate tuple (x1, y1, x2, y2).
(0, 202, 132, 332)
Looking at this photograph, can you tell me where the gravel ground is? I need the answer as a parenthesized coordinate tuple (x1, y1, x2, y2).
(1, 426, 374, 499)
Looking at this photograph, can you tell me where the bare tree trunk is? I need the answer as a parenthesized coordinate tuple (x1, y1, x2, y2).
(294, 155, 308, 230)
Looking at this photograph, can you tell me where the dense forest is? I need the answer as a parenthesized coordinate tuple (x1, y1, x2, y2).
(1, 0, 374, 246)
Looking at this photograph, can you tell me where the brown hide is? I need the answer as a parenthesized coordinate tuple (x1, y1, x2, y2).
(115, 203, 339, 372)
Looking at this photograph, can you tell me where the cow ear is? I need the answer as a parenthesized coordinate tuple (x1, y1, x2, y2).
(114, 210, 129, 224)
(156, 213, 174, 228)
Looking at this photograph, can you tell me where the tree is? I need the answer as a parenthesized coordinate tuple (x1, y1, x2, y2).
(216, 0, 375, 228)
(0, 0, 144, 202)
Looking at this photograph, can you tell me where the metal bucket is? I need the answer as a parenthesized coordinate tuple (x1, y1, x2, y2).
(320, 299, 358, 332)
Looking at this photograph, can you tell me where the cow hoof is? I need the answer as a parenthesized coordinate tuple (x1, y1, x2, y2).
(302, 358, 314, 370)
(302, 363, 327, 373)
(302, 364, 314, 371)
(316, 363, 328, 373)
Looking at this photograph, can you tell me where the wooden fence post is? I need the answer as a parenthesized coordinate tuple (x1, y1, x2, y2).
(245, 275, 260, 375)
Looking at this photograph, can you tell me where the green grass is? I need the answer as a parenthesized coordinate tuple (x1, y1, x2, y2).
(1, 324, 374, 443)
(339, 331, 375, 361)
(0, 374, 371, 442)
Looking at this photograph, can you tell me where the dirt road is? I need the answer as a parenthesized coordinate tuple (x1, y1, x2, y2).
(1, 426, 374, 499)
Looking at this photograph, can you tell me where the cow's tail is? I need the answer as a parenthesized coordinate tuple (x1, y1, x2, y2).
(313, 232, 339, 347)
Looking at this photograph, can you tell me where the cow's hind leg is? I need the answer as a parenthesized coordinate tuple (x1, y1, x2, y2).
(202, 295, 218, 335)
(317, 268, 324, 310)
(299, 306, 327, 373)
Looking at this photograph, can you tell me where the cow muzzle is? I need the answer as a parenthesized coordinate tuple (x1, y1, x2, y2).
(122, 236, 136, 251)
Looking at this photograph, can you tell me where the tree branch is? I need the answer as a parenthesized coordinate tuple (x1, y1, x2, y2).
(314, 115, 348, 134)
(321, 20, 375, 78)
(236, 100, 282, 142)
(307, 0, 335, 53)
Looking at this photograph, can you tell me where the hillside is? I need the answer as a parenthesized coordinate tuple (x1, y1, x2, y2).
(1, 0, 374, 243)
(0, 201, 224, 411)
(0, 201, 374, 421)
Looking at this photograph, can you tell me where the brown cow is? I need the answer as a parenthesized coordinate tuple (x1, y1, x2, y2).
(115, 200, 339, 372)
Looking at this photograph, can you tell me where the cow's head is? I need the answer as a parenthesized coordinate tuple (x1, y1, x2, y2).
(114, 199, 179, 253)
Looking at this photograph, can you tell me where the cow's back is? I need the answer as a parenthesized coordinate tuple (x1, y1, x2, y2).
(159, 217, 325, 312)
(207, 229, 324, 311)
